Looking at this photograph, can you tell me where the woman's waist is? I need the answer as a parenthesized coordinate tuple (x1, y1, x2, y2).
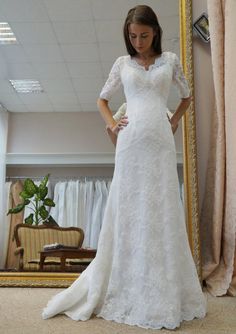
(125, 95, 167, 107)
(116, 117, 174, 153)
(125, 105, 169, 121)
(119, 115, 171, 136)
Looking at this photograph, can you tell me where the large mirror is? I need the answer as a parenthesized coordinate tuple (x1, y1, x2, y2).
(0, 0, 201, 287)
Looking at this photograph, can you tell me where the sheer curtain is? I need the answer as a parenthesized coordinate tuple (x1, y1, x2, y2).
(0, 109, 9, 268)
(4, 181, 12, 256)
(201, 0, 236, 296)
(84, 181, 94, 246)
(50, 179, 111, 248)
(51, 182, 67, 226)
(5, 180, 24, 269)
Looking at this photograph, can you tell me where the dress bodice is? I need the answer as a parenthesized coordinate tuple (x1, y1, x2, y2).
(99, 52, 190, 107)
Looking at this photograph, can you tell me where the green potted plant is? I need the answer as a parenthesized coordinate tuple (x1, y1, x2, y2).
(7, 174, 58, 226)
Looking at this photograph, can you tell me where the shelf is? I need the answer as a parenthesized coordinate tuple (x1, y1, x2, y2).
(6, 152, 183, 167)
(6, 153, 115, 167)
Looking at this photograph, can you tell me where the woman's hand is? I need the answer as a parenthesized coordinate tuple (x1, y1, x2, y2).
(170, 119, 178, 134)
(168, 96, 192, 134)
(106, 126, 118, 146)
(167, 114, 178, 134)
(106, 115, 129, 146)
(109, 115, 129, 135)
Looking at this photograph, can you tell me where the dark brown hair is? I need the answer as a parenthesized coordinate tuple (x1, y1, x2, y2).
(123, 5, 163, 56)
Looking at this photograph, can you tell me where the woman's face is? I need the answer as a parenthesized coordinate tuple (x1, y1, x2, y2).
(128, 23, 155, 55)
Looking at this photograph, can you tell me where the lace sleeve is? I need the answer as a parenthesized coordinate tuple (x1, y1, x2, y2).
(99, 57, 122, 101)
(172, 54, 191, 98)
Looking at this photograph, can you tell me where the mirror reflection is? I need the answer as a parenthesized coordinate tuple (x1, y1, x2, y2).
(0, 0, 186, 275)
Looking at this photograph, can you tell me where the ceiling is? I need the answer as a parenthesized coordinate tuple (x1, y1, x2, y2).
(0, 0, 179, 113)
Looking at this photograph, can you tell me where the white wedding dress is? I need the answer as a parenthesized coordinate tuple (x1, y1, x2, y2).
(42, 52, 206, 329)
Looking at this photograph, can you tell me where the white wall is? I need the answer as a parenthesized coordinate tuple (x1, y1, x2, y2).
(7, 111, 184, 155)
(7, 112, 114, 154)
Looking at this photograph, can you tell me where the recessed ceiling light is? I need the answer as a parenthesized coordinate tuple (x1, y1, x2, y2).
(9, 80, 43, 93)
(0, 22, 17, 44)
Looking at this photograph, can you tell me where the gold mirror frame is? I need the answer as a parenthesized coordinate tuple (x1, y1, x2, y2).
(0, 0, 201, 287)
(180, 0, 202, 280)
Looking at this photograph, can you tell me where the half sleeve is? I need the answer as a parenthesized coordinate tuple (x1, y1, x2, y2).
(99, 57, 122, 101)
(172, 54, 191, 98)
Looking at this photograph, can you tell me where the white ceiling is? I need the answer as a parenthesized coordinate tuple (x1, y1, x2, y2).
(0, 0, 179, 113)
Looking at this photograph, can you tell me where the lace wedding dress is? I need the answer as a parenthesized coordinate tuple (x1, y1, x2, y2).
(42, 52, 206, 329)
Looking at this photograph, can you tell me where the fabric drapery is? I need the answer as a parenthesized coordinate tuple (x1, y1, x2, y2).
(5, 181, 24, 269)
(83, 181, 94, 246)
(0, 109, 9, 268)
(2, 182, 12, 266)
(201, 0, 236, 296)
(50, 179, 111, 248)
(50, 182, 67, 226)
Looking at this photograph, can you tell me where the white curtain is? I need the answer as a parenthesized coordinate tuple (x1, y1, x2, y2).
(65, 180, 86, 229)
(90, 181, 102, 248)
(0, 109, 9, 267)
(84, 181, 95, 246)
(3, 182, 12, 268)
(51, 181, 67, 225)
(51, 179, 111, 248)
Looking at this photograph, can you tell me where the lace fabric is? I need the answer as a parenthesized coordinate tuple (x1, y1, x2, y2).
(100, 52, 191, 101)
(42, 51, 206, 330)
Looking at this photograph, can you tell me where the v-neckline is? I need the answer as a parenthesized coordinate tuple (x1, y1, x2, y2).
(129, 53, 164, 71)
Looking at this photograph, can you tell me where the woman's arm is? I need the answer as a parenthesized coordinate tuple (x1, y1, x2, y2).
(97, 98, 117, 130)
(97, 98, 129, 146)
(106, 125, 118, 146)
(169, 96, 192, 134)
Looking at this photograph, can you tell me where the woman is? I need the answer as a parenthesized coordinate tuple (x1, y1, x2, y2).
(42, 5, 206, 329)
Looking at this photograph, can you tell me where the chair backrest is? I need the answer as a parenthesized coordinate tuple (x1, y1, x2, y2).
(14, 224, 84, 270)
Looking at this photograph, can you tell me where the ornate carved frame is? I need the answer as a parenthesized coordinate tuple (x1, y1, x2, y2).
(0, 0, 201, 287)
(180, 0, 202, 280)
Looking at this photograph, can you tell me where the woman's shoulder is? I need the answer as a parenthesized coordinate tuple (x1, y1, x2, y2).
(114, 55, 130, 63)
(162, 51, 179, 61)
(161, 52, 182, 68)
(111, 55, 129, 68)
